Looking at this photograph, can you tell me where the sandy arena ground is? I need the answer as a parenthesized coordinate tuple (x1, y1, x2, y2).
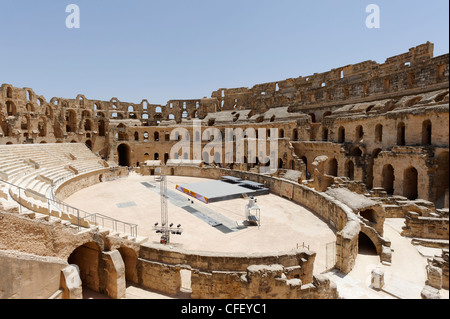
(64, 172, 448, 299)
(64, 172, 336, 273)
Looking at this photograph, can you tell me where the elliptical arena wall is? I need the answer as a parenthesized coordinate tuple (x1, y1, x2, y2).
(148, 165, 362, 274)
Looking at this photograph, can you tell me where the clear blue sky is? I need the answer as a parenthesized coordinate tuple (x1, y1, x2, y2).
(0, 0, 448, 105)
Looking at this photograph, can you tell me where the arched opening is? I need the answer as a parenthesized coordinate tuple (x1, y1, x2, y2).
(84, 119, 92, 131)
(214, 152, 221, 165)
(382, 164, 395, 195)
(203, 151, 210, 165)
(26, 103, 35, 113)
(322, 127, 329, 141)
(345, 160, 354, 180)
(116, 124, 128, 141)
(360, 209, 377, 224)
(6, 86, 13, 98)
(289, 160, 295, 170)
(350, 146, 362, 157)
(375, 124, 383, 143)
(45, 106, 53, 119)
(422, 120, 432, 145)
(404, 167, 418, 200)
(6, 101, 16, 116)
(134, 132, 139, 141)
(372, 148, 382, 159)
(355, 125, 364, 142)
(358, 232, 378, 255)
(338, 126, 345, 143)
(301, 156, 308, 177)
(154, 153, 159, 161)
(68, 242, 101, 295)
(82, 110, 91, 118)
(397, 122, 406, 146)
(278, 158, 283, 169)
(180, 269, 192, 294)
(434, 152, 449, 208)
(117, 144, 131, 167)
(164, 153, 169, 165)
(327, 158, 338, 177)
(98, 120, 106, 137)
(38, 118, 47, 137)
(65, 110, 77, 133)
(292, 128, 298, 141)
(154, 132, 159, 141)
(117, 247, 138, 283)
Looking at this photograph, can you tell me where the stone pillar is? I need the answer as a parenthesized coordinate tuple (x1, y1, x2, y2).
(426, 264, 443, 290)
(60, 264, 83, 299)
(100, 250, 126, 299)
(336, 221, 360, 274)
(371, 268, 384, 290)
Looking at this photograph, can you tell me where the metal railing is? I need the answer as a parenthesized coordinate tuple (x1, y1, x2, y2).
(0, 176, 138, 238)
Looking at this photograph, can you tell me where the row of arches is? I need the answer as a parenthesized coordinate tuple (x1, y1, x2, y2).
(68, 241, 138, 298)
(323, 157, 421, 200)
(332, 120, 432, 146)
(381, 165, 419, 200)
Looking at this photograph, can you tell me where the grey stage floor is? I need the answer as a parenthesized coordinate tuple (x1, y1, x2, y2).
(141, 182, 239, 233)
(176, 180, 268, 203)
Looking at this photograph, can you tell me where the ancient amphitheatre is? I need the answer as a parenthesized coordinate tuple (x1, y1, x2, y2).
(0, 42, 448, 300)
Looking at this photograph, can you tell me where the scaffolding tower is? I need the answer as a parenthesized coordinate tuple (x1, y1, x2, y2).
(152, 175, 182, 244)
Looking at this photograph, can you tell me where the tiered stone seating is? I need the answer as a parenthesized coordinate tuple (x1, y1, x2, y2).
(0, 144, 145, 242)
(1, 143, 106, 188)
(0, 143, 107, 221)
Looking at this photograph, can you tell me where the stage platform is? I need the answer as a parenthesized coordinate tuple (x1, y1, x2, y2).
(176, 176, 269, 204)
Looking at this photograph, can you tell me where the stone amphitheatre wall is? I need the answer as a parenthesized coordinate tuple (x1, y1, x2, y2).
(0, 249, 69, 299)
(135, 244, 339, 299)
(0, 205, 144, 299)
(54, 166, 129, 201)
(0, 42, 448, 299)
(0, 43, 448, 208)
(149, 165, 382, 274)
(1, 164, 340, 299)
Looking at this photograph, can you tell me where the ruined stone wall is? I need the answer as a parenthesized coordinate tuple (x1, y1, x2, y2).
(190, 265, 339, 299)
(135, 243, 337, 299)
(156, 165, 375, 274)
(1, 44, 448, 209)
(0, 249, 68, 299)
(425, 249, 449, 292)
(214, 43, 448, 112)
(0, 207, 139, 299)
(54, 166, 129, 200)
(402, 210, 449, 240)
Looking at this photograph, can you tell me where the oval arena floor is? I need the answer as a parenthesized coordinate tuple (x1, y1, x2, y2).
(64, 172, 445, 299)
(64, 172, 336, 274)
